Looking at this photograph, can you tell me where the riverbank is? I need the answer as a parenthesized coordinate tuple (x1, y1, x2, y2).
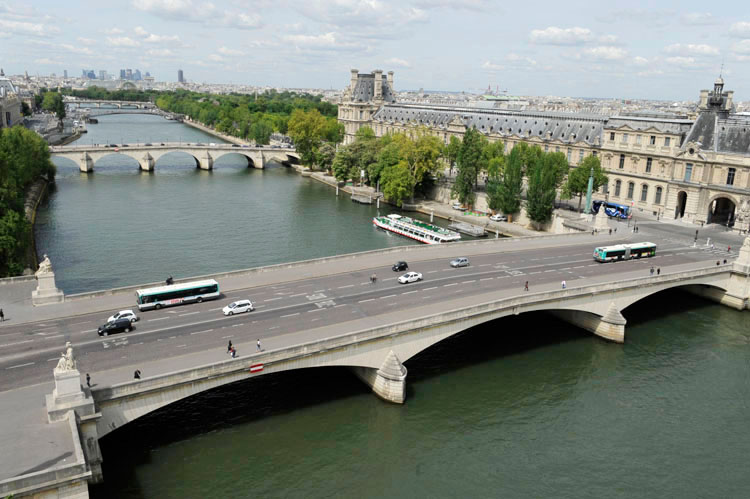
(24, 178, 51, 272)
(181, 118, 248, 145)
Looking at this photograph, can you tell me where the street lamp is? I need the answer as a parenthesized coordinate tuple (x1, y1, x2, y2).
(584, 165, 594, 215)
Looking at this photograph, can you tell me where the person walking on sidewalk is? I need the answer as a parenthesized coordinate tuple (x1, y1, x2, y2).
(657, 268, 661, 276)
(257, 338, 262, 352)
(0, 308, 4, 322)
(227, 340, 233, 354)
(86, 373, 91, 387)
(134, 369, 141, 379)
(650, 266, 654, 276)
(524, 281, 529, 291)
(561, 280, 566, 289)
(230, 346, 237, 358)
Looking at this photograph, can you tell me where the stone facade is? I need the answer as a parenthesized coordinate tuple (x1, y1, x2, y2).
(0, 77, 22, 129)
(338, 71, 750, 230)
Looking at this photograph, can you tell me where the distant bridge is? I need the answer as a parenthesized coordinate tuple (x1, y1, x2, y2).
(63, 97, 155, 109)
(50, 143, 299, 171)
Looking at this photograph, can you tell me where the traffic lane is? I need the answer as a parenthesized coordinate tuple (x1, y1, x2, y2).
(0, 248, 719, 391)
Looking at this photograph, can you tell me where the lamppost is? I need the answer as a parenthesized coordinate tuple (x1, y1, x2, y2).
(584, 165, 594, 215)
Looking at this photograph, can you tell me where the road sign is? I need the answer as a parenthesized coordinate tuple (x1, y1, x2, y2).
(250, 364, 264, 373)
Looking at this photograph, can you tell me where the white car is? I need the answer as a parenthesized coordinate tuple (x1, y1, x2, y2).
(107, 310, 139, 323)
(398, 272, 423, 284)
(489, 213, 507, 222)
(452, 202, 464, 210)
(222, 299, 254, 316)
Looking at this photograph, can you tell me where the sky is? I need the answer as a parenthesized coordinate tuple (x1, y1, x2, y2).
(1, 0, 749, 101)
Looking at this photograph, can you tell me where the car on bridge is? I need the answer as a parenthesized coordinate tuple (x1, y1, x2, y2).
(98, 318, 135, 336)
(398, 272, 423, 284)
(107, 309, 139, 323)
(450, 257, 470, 268)
(222, 299, 254, 316)
(392, 261, 409, 272)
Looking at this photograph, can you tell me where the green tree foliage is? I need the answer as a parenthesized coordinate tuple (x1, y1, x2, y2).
(495, 146, 523, 216)
(42, 92, 66, 124)
(288, 108, 327, 167)
(452, 127, 486, 207)
(444, 135, 461, 173)
(380, 161, 413, 206)
(331, 130, 380, 181)
(562, 155, 608, 211)
(322, 119, 345, 144)
(250, 120, 273, 145)
(316, 143, 336, 174)
(0, 126, 56, 276)
(525, 154, 558, 225)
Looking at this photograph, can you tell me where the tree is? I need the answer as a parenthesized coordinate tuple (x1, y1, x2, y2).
(21, 102, 31, 117)
(380, 161, 412, 206)
(496, 146, 523, 218)
(444, 136, 461, 173)
(288, 108, 327, 168)
(562, 155, 608, 212)
(42, 92, 66, 126)
(322, 119, 345, 144)
(452, 127, 486, 207)
(525, 155, 558, 225)
(316, 143, 336, 174)
(250, 120, 273, 145)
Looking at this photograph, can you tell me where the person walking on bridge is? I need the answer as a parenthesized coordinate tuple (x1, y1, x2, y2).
(561, 280, 566, 289)
(257, 338, 262, 352)
(227, 340, 233, 354)
(650, 266, 654, 276)
(524, 281, 529, 292)
(0, 308, 4, 322)
(134, 370, 141, 379)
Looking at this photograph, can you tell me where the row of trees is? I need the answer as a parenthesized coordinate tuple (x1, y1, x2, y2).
(0, 127, 56, 276)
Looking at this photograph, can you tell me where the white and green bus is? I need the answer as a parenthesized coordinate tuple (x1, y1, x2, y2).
(135, 279, 220, 311)
(593, 242, 657, 262)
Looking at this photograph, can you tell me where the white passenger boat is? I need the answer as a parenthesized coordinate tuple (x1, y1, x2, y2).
(373, 214, 461, 244)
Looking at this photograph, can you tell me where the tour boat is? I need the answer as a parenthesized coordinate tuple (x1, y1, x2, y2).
(373, 214, 461, 244)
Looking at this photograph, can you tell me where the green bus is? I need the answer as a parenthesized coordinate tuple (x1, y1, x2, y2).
(136, 279, 220, 311)
(593, 242, 657, 262)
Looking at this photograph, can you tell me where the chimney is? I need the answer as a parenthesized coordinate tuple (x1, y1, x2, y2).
(373, 69, 383, 99)
(350, 69, 359, 93)
(699, 90, 708, 109)
(387, 71, 394, 91)
(726, 90, 734, 111)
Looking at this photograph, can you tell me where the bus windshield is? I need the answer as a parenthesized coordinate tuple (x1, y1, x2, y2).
(135, 279, 220, 311)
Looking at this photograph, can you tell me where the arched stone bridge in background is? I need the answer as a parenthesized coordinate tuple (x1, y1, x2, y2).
(63, 97, 156, 109)
(49, 143, 300, 171)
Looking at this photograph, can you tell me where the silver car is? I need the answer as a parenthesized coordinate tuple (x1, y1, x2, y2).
(450, 257, 470, 268)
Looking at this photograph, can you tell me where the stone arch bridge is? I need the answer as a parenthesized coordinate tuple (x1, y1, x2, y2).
(49, 143, 299, 171)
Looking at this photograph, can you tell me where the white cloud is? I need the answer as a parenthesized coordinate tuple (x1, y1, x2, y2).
(104, 27, 124, 35)
(0, 19, 59, 37)
(505, 53, 537, 65)
(385, 57, 410, 68)
(144, 33, 182, 44)
(283, 32, 364, 52)
(584, 46, 627, 60)
(413, 0, 490, 11)
(637, 69, 664, 77)
(665, 43, 719, 56)
(632, 56, 649, 66)
(60, 43, 93, 55)
(77, 37, 96, 45)
(133, 0, 262, 29)
(298, 1, 427, 41)
(106, 36, 141, 47)
(665, 56, 695, 65)
(729, 21, 750, 38)
(597, 34, 619, 45)
(223, 12, 261, 29)
(134, 26, 149, 36)
(482, 61, 504, 71)
(34, 57, 55, 64)
(731, 39, 750, 54)
(681, 12, 717, 25)
(208, 54, 224, 62)
(218, 46, 244, 56)
(529, 26, 592, 45)
(146, 48, 174, 57)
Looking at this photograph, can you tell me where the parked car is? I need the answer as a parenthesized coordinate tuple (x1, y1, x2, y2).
(392, 261, 409, 272)
(489, 213, 507, 222)
(222, 299, 254, 316)
(107, 310, 139, 323)
(144, 143, 153, 146)
(98, 318, 134, 336)
(452, 202, 464, 210)
(450, 257, 470, 268)
(398, 272, 423, 284)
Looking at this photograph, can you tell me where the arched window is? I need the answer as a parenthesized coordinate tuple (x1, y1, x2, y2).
(640, 184, 648, 202)
(655, 186, 663, 205)
(614, 180, 621, 197)
(627, 182, 635, 199)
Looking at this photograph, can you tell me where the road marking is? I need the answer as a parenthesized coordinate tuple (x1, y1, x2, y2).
(359, 298, 375, 303)
(232, 324, 241, 327)
(443, 283, 457, 287)
(402, 290, 418, 295)
(135, 342, 143, 345)
(177, 344, 187, 348)
(44, 334, 63, 340)
(480, 263, 492, 266)
(148, 317, 170, 322)
(480, 277, 494, 281)
(338, 284, 354, 289)
(269, 326, 280, 330)
(462, 280, 475, 284)
(221, 335, 234, 339)
(6, 362, 34, 369)
(561, 268, 571, 271)
(441, 269, 451, 272)
(381, 294, 397, 299)
(255, 305, 265, 308)
(71, 321, 91, 326)
(544, 269, 555, 273)
(334, 304, 347, 308)
(0, 339, 33, 348)
(281, 313, 299, 318)
(179, 311, 201, 317)
(427, 270, 438, 273)
(264, 297, 283, 302)
(423, 286, 437, 291)
(169, 336, 176, 339)
(307, 308, 324, 313)
(289, 292, 307, 297)
(210, 307, 223, 311)
(47, 358, 58, 362)
(573, 266, 585, 269)
(314, 289, 325, 293)
(422, 295, 431, 299)
(311, 317, 321, 322)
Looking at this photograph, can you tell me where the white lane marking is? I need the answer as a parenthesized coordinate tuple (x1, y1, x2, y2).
(314, 289, 325, 293)
(191, 329, 214, 335)
(44, 334, 63, 340)
(462, 280, 475, 284)
(47, 358, 59, 362)
(427, 270, 438, 273)
(255, 305, 265, 309)
(136, 342, 143, 345)
(307, 308, 324, 313)
(443, 283, 458, 287)
(281, 313, 299, 318)
(148, 317, 170, 322)
(402, 290, 418, 295)
(6, 362, 34, 369)
(311, 317, 321, 322)
(573, 266, 585, 269)
(179, 311, 201, 317)
(422, 296, 431, 299)
(441, 269, 451, 272)
(0, 339, 33, 348)
(381, 294, 397, 299)
(338, 284, 354, 289)
(210, 307, 223, 311)
(360, 282, 370, 286)
(264, 297, 283, 302)
(334, 304, 347, 308)
(222, 335, 234, 339)
(359, 298, 375, 303)
(423, 286, 438, 291)
(177, 344, 187, 348)
(480, 277, 493, 281)
(561, 268, 571, 271)
(544, 269, 555, 273)
(289, 292, 307, 297)
(480, 263, 492, 266)
(169, 336, 176, 339)
(269, 326, 280, 330)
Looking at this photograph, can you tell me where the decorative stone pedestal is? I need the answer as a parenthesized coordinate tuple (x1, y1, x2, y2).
(32, 270, 65, 306)
(594, 208, 610, 232)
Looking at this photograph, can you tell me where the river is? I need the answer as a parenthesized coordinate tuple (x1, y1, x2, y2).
(39, 114, 750, 498)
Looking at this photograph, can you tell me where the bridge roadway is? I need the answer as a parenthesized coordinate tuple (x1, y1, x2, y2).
(0, 235, 731, 393)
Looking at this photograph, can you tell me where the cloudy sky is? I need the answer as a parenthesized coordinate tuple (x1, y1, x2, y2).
(2, 0, 749, 100)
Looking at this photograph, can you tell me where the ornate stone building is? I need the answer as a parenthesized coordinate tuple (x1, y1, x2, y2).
(338, 71, 750, 230)
(0, 76, 22, 129)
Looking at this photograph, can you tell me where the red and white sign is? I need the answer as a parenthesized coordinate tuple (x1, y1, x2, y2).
(250, 364, 264, 373)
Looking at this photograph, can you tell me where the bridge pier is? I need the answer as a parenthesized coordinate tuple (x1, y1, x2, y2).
(80, 152, 95, 173)
(352, 350, 408, 404)
(197, 152, 214, 170)
(140, 153, 155, 172)
(688, 237, 750, 310)
(551, 302, 627, 343)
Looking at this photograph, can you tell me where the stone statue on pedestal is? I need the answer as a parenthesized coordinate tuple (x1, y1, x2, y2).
(54, 342, 77, 373)
(32, 254, 64, 306)
(36, 254, 53, 275)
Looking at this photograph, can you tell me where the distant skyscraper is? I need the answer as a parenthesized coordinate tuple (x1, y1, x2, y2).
(82, 69, 88, 78)
(64, 70, 68, 79)
(178, 69, 184, 83)
(125, 69, 133, 80)
(145, 71, 151, 77)
(120, 69, 126, 79)
(99, 70, 108, 80)
(87, 70, 96, 79)
(134, 69, 142, 81)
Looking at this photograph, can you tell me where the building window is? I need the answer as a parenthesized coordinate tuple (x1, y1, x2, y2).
(592, 151, 597, 157)
(544, 145, 548, 152)
(646, 157, 652, 173)
(567, 149, 572, 162)
(622, 133, 629, 143)
(664, 137, 671, 147)
(610, 132, 615, 141)
(555, 146, 560, 153)
(727, 168, 736, 185)
(619, 154, 625, 169)
(579, 150, 584, 162)
(627, 182, 635, 199)
(636, 135, 642, 145)
(684, 163, 693, 182)
(655, 186, 663, 204)
(4, 112, 9, 127)
(650, 135, 656, 145)
(640, 184, 648, 202)
(615, 180, 621, 196)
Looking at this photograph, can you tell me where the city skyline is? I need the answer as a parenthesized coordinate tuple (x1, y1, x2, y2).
(1, 0, 750, 100)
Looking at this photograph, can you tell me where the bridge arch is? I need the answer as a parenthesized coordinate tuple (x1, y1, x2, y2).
(150, 150, 203, 170)
(212, 150, 258, 168)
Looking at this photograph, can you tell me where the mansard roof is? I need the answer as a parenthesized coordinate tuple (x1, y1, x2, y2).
(372, 104, 606, 145)
(684, 112, 750, 155)
(352, 74, 396, 103)
(605, 116, 693, 135)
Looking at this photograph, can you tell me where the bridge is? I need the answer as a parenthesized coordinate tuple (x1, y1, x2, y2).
(49, 142, 299, 171)
(1, 230, 749, 496)
(63, 97, 155, 109)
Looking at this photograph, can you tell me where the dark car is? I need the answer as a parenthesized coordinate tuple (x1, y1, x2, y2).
(231, 144, 240, 147)
(97, 318, 134, 336)
(392, 261, 409, 272)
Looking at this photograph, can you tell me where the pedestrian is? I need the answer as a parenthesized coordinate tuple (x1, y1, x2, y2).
(657, 268, 660, 276)
(227, 340, 233, 354)
(716, 260, 720, 266)
(231, 346, 237, 358)
(728, 245, 731, 253)
(524, 281, 529, 291)
(650, 266, 654, 276)
(609, 228, 612, 235)
(614, 227, 617, 234)
(592, 229, 595, 236)
(561, 280, 566, 289)
(723, 259, 727, 264)
(711, 243, 715, 250)
(257, 338, 261, 352)
(86, 373, 91, 387)
(0, 308, 4, 322)
(134, 369, 141, 379)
